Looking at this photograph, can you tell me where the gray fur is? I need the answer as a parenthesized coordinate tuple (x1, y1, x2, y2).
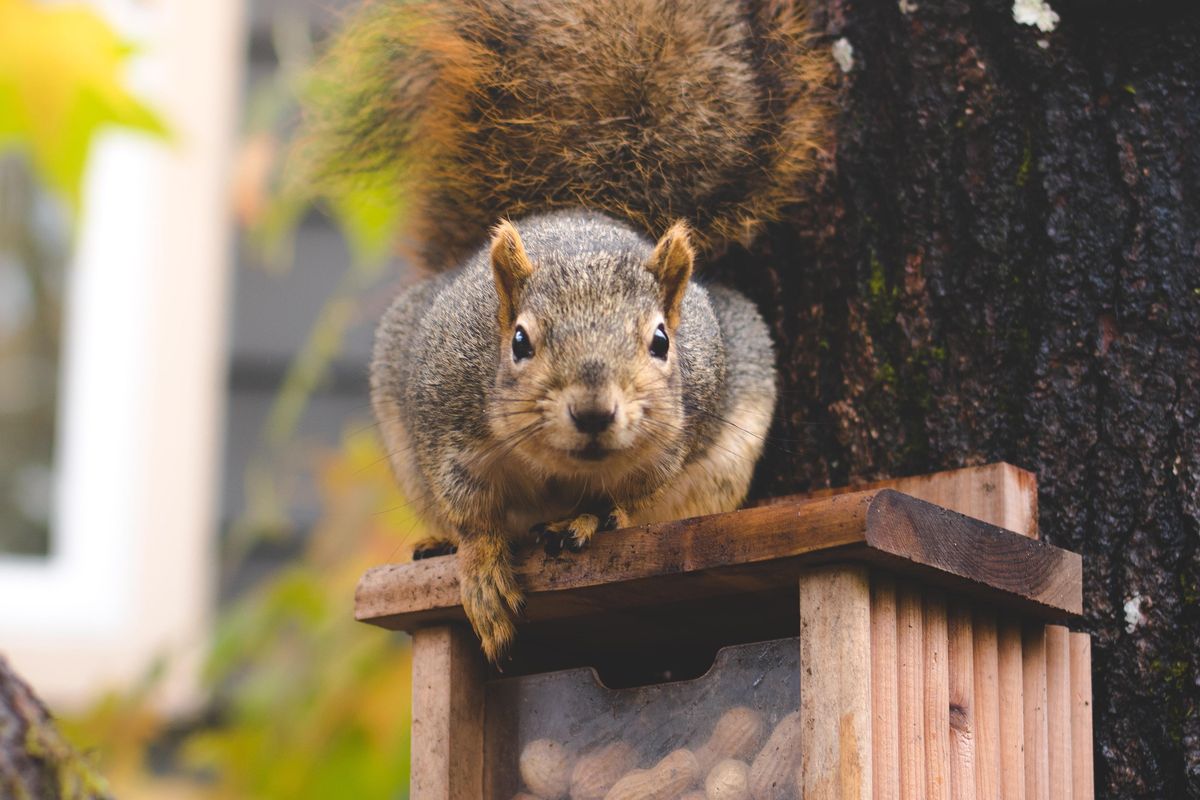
(370, 210, 777, 660)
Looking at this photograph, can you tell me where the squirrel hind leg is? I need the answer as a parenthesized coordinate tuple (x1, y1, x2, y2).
(411, 536, 458, 560)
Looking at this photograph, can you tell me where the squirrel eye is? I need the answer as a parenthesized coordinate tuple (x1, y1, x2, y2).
(650, 323, 670, 359)
(512, 325, 534, 361)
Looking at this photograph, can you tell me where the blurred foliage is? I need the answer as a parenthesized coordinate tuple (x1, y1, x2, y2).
(182, 430, 414, 800)
(225, 4, 410, 561)
(231, 6, 405, 272)
(64, 430, 416, 799)
(0, 0, 166, 210)
(1, 2, 418, 797)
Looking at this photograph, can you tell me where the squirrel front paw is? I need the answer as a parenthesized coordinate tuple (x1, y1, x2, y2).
(532, 508, 628, 555)
(412, 536, 458, 560)
(458, 541, 524, 664)
(601, 507, 631, 532)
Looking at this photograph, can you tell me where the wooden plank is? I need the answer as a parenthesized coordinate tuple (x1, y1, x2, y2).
(356, 489, 1082, 633)
(410, 625, 484, 800)
(972, 612, 1001, 800)
(861, 491, 1078, 617)
(996, 621, 1025, 800)
(802, 462, 1039, 538)
(799, 565, 872, 800)
(924, 593, 951, 800)
(948, 606, 977, 800)
(897, 584, 926, 800)
(1069, 633, 1095, 800)
(1045, 626, 1073, 799)
(872, 576, 901, 800)
(1022, 626, 1050, 800)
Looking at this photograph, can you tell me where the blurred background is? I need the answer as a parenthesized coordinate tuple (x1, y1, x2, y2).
(1, 0, 417, 796)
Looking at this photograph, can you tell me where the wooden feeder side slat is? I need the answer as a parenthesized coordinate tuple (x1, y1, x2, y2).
(1069, 633, 1095, 800)
(924, 592, 952, 800)
(1046, 626, 1074, 800)
(1022, 625, 1051, 800)
(972, 611, 1003, 800)
(897, 583, 926, 800)
(997, 620, 1027, 800)
(948, 605, 977, 800)
(355, 489, 1082, 634)
(871, 576, 902, 800)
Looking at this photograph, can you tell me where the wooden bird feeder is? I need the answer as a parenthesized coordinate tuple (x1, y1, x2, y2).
(355, 463, 1094, 799)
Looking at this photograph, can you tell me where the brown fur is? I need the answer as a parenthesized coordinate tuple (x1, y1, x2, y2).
(647, 221, 695, 328)
(299, 0, 834, 271)
(490, 219, 535, 328)
(370, 211, 778, 662)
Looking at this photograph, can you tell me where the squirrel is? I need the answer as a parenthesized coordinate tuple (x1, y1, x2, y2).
(306, 0, 833, 662)
(371, 212, 778, 660)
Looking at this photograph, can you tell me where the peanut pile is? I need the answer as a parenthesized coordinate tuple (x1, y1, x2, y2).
(514, 707, 802, 800)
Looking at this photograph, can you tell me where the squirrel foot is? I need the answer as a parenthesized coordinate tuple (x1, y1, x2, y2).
(532, 513, 600, 555)
(533, 507, 628, 555)
(412, 536, 458, 560)
(601, 507, 631, 532)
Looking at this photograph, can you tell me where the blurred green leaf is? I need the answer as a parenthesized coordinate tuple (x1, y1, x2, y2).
(0, 0, 168, 211)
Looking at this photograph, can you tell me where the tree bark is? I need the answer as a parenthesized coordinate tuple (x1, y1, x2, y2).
(720, 1, 1200, 797)
(0, 656, 112, 799)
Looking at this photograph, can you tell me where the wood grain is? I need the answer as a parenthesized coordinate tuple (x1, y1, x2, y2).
(1045, 626, 1073, 800)
(861, 492, 1079, 618)
(997, 621, 1025, 800)
(972, 612, 1001, 800)
(800, 463, 1038, 538)
(924, 593, 951, 800)
(948, 606, 976, 800)
(410, 625, 485, 800)
(1022, 626, 1050, 800)
(897, 584, 926, 800)
(1069, 633, 1095, 800)
(356, 489, 1082, 635)
(799, 565, 873, 800)
(871, 577, 901, 800)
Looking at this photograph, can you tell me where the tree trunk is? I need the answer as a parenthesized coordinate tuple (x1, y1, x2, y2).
(720, 1, 1200, 797)
(0, 656, 112, 799)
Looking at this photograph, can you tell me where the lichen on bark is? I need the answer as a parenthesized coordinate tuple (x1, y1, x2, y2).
(0, 656, 112, 800)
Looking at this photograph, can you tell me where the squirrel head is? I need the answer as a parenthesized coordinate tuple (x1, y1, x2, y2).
(487, 213, 695, 479)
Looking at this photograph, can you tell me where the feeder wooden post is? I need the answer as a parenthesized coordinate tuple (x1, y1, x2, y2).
(799, 564, 873, 800)
(410, 625, 485, 799)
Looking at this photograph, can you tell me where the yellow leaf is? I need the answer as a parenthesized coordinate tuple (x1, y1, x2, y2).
(0, 0, 167, 210)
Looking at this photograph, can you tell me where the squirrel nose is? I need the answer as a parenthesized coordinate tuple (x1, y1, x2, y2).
(570, 406, 616, 434)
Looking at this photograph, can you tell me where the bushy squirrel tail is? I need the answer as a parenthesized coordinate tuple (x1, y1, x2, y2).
(296, 0, 834, 271)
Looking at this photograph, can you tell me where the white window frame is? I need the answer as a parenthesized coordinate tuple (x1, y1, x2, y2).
(0, 0, 242, 712)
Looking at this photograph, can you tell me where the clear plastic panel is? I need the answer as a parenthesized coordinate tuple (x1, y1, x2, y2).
(485, 637, 802, 800)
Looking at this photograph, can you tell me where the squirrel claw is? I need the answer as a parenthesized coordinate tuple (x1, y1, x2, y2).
(600, 507, 631, 532)
(412, 537, 458, 560)
(532, 513, 600, 555)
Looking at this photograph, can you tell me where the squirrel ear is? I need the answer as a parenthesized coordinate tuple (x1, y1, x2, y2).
(490, 219, 534, 329)
(647, 221, 694, 329)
